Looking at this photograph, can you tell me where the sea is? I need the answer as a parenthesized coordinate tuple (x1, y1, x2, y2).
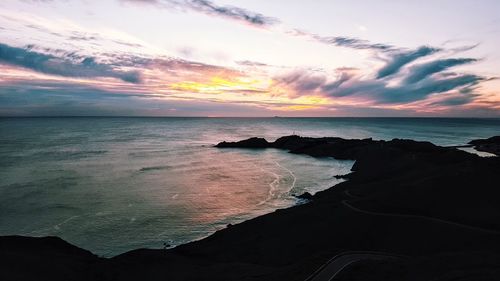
(1, 117, 499, 256)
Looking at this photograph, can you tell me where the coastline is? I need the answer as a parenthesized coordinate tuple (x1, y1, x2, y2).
(2, 135, 500, 281)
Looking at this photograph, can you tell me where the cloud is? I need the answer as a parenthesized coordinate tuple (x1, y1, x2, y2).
(312, 35, 393, 51)
(66, 31, 100, 41)
(121, 0, 396, 53)
(276, 56, 486, 106)
(320, 68, 358, 92)
(100, 53, 242, 82)
(274, 71, 326, 97)
(0, 79, 281, 117)
(376, 46, 440, 79)
(430, 95, 477, 106)
(0, 80, 144, 116)
(122, 0, 403, 54)
(289, 29, 394, 51)
(378, 74, 484, 103)
(2, 2, 493, 117)
(23, 0, 478, 64)
(0, 43, 141, 83)
(184, 0, 278, 26)
(148, 57, 235, 74)
(270, 44, 486, 106)
(121, 0, 278, 27)
(403, 58, 478, 84)
(330, 71, 483, 104)
(236, 60, 269, 67)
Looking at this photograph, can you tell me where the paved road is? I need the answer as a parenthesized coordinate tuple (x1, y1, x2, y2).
(342, 188, 500, 234)
(341, 199, 500, 234)
(305, 251, 404, 281)
(304, 189, 500, 281)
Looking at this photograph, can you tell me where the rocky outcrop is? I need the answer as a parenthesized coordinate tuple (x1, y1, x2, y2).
(295, 192, 313, 200)
(469, 136, 500, 156)
(215, 137, 269, 148)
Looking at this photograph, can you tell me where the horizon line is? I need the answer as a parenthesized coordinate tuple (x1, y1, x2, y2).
(1, 116, 499, 119)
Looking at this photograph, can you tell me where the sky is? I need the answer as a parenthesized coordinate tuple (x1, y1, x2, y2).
(0, 0, 499, 117)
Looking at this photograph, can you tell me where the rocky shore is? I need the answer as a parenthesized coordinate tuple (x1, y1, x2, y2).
(468, 136, 500, 156)
(2, 135, 500, 281)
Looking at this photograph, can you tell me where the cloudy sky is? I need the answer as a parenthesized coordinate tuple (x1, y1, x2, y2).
(0, 0, 499, 116)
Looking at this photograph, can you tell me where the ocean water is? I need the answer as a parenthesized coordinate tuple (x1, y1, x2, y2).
(0, 117, 499, 256)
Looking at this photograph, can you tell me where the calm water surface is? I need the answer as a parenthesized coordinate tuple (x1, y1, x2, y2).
(0, 117, 499, 256)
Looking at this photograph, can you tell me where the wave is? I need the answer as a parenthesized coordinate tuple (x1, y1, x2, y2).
(256, 161, 297, 206)
(33, 150, 107, 161)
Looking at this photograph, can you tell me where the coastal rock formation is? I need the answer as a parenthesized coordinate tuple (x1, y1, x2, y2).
(2, 135, 500, 281)
(215, 137, 269, 148)
(295, 191, 313, 200)
(469, 136, 500, 156)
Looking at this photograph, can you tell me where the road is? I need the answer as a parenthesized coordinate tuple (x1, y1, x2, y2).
(304, 188, 500, 281)
(341, 191, 500, 234)
(304, 251, 404, 281)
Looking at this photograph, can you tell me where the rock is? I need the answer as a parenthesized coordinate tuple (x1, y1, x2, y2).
(469, 136, 500, 156)
(469, 136, 500, 145)
(296, 192, 313, 200)
(215, 137, 270, 148)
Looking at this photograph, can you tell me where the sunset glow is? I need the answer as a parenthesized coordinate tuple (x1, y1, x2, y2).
(0, 0, 499, 116)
